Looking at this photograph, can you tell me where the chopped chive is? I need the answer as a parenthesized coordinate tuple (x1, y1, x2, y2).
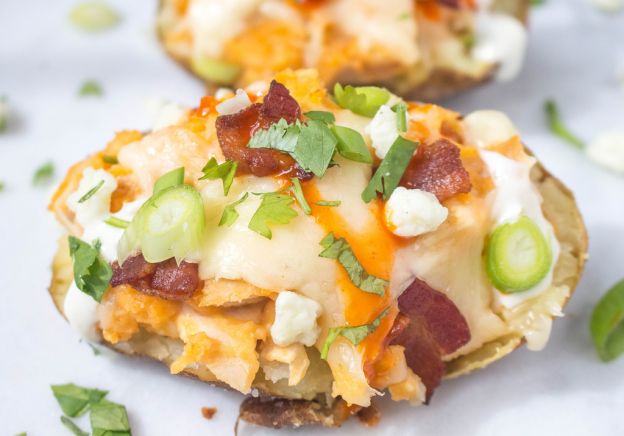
(315, 200, 341, 207)
(104, 216, 130, 229)
(290, 178, 311, 215)
(78, 180, 104, 203)
(544, 100, 585, 150)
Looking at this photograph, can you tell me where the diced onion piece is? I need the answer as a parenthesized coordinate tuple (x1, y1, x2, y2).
(485, 216, 552, 293)
(191, 56, 240, 85)
(117, 185, 205, 264)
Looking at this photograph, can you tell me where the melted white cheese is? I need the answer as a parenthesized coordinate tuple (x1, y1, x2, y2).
(188, 0, 262, 58)
(63, 281, 100, 342)
(472, 12, 527, 81)
(479, 150, 560, 308)
(329, 0, 419, 64)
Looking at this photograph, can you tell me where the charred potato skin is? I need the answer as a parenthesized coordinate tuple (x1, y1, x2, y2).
(48, 148, 587, 427)
(155, 0, 529, 101)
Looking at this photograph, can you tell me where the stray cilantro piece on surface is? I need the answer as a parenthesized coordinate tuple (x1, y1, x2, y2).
(361, 136, 417, 203)
(248, 192, 298, 239)
(78, 81, 103, 97)
(219, 192, 249, 227)
(69, 1, 120, 33)
(199, 158, 238, 195)
(591, 279, 624, 362)
(290, 178, 311, 215)
(88, 343, 102, 356)
(321, 308, 389, 359)
(332, 125, 372, 164)
(544, 100, 585, 149)
(68, 236, 112, 302)
(61, 416, 88, 436)
(319, 232, 388, 295)
(51, 384, 108, 418)
(305, 111, 336, 124)
(90, 400, 131, 436)
(78, 180, 104, 203)
(315, 200, 341, 207)
(333, 83, 390, 117)
(33, 161, 55, 186)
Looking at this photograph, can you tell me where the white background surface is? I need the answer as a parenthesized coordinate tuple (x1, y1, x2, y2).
(1, 1, 624, 435)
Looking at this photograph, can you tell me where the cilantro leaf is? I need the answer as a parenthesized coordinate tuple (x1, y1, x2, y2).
(333, 83, 390, 118)
(294, 120, 337, 177)
(219, 192, 249, 227)
(332, 125, 372, 164)
(248, 118, 299, 153)
(319, 233, 388, 295)
(544, 100, 585, 149)
(305, 111, 335, 124)
(392, 102, 408, 133)
(290, 178, 311, 215)
(68, 236, 113, 302)
(361, 136, 417, 203)
(320, 308, 389, 359)
(61, 416, 88, 436)
(78, 180, 104, 203)
(248, 192, 298, 239)
(78, 80, 103, 97)
(51, 384, 108, 418)
(315, 200, 341, 207)
(90, 400, 131, 436)
(33, 161, 55, 186)
(199, 158, 238, 195)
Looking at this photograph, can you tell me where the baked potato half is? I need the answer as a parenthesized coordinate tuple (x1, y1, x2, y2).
(49, 70, 586, 428)
(157, 0, 529, 101)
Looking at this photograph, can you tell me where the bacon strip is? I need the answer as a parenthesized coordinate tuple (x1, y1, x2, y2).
(111, 254, 201, 301)
(400, 139, 472, 201)
(216, 80, 310, 179)
(389, 278, 470, 401)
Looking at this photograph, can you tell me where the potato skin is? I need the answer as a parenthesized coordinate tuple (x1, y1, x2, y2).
(48, 145, 587, 427)
(155, 0, 529, 101)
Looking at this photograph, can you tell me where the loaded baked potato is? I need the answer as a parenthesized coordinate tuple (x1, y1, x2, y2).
(49, 69, 586, 428)
(157, 0, 529, 101)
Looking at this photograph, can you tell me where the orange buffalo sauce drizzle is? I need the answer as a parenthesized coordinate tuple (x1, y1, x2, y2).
(303, 183, 404, 367)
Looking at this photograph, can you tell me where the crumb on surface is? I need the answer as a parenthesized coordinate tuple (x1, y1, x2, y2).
(201, 406, 217, 420)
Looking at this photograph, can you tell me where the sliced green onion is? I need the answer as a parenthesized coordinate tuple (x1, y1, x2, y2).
(191, 56, 240, 85)
(591, 279, 624, 362)
(544, 100, 585, 150)
(78, 180, 104, 203)
(104, 216, 130, 229)
(485, 216, 552, 293)
(332, 125, 373, 164)
(68, 1, 120, 33)
(392, 102, 408, 133)
(153, 167, 184, 195)
(316, 200, 341, 207)
(102, 155, 118, 165)
(333, 83, 390, 118)
(305, 111, 336, 124)
(117, 184, 205, 264)
(290, 178, 311, 215)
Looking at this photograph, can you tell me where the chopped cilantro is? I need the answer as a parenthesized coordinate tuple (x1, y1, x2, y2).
(332, 125, 373, 164)
(248, 192, 298, 239)
(305, 110, 336, 124)
(290, 178, 311, 215)
(319, 232, 388, 295)
(51, 384, 108, 418)
(321, 308, 389, 359)
(67, 236, 112, 302)
(78, 81, 103, 97)
(90, 400, 131, 436)
(219, 192, 249, 227)
(60, 416, 88, 436)
(33, 161, 55, 186)
(199, 158, 238, 195)
(361, 137, 417, 203)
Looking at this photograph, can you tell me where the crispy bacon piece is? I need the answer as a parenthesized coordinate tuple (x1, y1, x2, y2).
(216, 80, 310, 179)
(389, 278, 470, 401)
(111, 254, 201, 301)
(400, 139, 472, 201)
